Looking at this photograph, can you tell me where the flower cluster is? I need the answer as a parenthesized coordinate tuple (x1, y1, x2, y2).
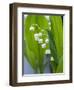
(34, 33, 49, 49)
(29, 23, 54, 61)
(29, 24, 49, 49)
(30, 24, 48, 41)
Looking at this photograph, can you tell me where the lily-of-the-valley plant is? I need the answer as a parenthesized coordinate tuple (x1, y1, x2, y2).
(23, 15, 63, 74)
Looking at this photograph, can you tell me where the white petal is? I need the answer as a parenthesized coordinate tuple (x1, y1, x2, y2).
(45, 49, 51, 54)
(34, 33, 39, 41)
(41, 43, 46, 48)
(48, 22, 51, 25)
(38, 32, 42, 37)
(35, 37, 39, 41)
(32, 24, 38, 27)
(34, 33, 39, 37)
(38, 39, 43, 44)
(30, 26, 34, 31)
(51, 56, 54, 61)
(45, 16, 49, 21)
(45, 39, 49, 43)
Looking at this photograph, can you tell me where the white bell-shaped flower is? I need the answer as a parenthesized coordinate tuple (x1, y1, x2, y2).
(51, 56, 54, 61)
(45, 49, 51, 54)
(45, 38, 49, 43)
(38, 39, 43, 44)
(38, 32, 42, 37)
(48, 22, 51, 25)
(41, 43, 46, 48)
(34, 33, 39, 37)
(45, 16, 49, 21)
(34, 33, 39, 41)
(29, 26, 34, 31)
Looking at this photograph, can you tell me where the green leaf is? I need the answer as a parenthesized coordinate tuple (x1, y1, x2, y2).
(50, 16, 63, 58)
(56, 56, 63, 73)
(48, 16, 63, 73)
(24, 15, 49, 73)
(48, 31, 59, 72)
